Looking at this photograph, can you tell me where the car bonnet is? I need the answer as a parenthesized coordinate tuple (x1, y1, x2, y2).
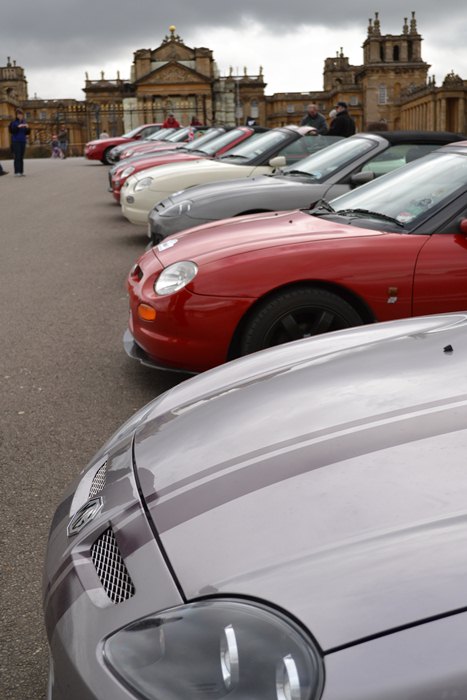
(169, 172, 310, 206)
(152, 210, 383, 266)
(133, 313, 467, 651)
(132, 157, 256, 184)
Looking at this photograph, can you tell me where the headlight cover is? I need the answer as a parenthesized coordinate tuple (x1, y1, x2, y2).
(135, 177, 154, 192)
(104, 599, 324, 700)
(154, 261, 198, 296)
(160, 200, 192, 217)
(121, 165, 136, 178)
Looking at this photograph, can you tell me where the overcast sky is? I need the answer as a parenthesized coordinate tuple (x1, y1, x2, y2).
(2, 1, 467, 102)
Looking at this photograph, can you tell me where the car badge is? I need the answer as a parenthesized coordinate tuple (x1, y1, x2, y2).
(157, 238, 178, 251)
(67, 497, 103, 537)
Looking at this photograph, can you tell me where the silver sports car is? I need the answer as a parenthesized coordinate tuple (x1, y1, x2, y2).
(147, 130, 464, 245)
(44, 312, 467, 699)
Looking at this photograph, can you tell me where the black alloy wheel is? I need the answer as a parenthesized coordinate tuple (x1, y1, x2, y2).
(240, 287, 364, 355)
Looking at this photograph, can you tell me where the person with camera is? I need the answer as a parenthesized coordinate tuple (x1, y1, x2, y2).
(9, 108, 30, 176)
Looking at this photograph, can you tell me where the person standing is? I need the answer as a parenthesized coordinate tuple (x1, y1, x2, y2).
(328, 101, 356, 137)
(58, 127, 68, 158)
(162, 113, 180, 128)
(9, 108, 30, 176)
(300, 103, 328, 134)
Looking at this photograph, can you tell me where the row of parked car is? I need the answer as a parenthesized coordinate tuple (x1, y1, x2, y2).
(91, 122, 467, 375)
(44, 123, 467, 699)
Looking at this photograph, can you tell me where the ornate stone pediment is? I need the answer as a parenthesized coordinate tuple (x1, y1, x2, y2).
(135, 61, 211, 86)
(153, 43, 194, 62)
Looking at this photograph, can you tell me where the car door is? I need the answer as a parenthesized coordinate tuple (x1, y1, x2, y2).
(412, 194, 467, 316)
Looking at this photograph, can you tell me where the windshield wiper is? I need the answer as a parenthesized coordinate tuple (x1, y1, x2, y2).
(310, 199, 335, 213)
(217, 154, 248, 160)
(283, 169, 317, 178)
(335, 208, 406, 228)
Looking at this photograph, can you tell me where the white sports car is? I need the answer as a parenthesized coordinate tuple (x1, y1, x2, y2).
(120, 126, 319, 225)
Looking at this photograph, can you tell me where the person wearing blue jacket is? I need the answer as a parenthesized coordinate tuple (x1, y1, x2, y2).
(9, 108, 30, 176)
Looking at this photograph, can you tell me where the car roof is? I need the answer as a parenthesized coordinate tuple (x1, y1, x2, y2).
(363, 130, 467, 144)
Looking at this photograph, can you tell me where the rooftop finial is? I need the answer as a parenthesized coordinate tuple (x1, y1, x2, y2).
(410, 11, 417, 33)
(373, 12, 381, 35)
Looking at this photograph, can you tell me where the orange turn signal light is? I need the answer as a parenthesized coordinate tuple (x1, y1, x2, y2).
(137, 303, 157, 321)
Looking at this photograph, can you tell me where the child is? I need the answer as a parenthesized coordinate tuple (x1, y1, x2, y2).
(51, 135, 63, 159)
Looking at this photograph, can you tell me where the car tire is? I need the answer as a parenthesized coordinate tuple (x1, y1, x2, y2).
(240, 287, 364, 355)
(101, 147, 114, 165)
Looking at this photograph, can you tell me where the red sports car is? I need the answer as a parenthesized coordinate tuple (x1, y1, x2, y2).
(84, 123, 162, 164)
(110, 127, 267, 202)
(125, 141, 467, 374)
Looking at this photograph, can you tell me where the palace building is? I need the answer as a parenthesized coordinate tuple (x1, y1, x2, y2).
(1, 13, 466, 154)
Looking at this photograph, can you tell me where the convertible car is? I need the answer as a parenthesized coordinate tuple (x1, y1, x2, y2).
(147, 130, 464, 245)
(109, 127, 268, 202)
(84, 124, 163, 164)
(45, 310, 467, 699)
(120, 126, 322, 225)
(125, 141, 467, 373)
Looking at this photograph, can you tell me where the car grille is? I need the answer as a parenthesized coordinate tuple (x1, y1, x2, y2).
(88, 460, 108, 498)
(91, 528, 135, 603)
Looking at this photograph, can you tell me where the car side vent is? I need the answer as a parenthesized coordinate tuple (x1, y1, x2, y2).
(88, 460, 108, 498)
(91, 528, 135, 604)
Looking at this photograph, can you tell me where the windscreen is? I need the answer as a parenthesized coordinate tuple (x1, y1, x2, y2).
(217, 130, 290, 161)
(330, 150, 467, 227)
(282, 136, 377, 181)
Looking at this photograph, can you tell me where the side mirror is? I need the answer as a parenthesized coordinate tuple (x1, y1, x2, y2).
(269, 155, 287, 169)
(459, 218, 467, 235)
(350, 171, 375, 187)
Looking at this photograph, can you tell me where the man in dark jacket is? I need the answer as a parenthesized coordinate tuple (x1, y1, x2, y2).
(328, 101, 356, 137)
(9, 108, 30, 175)
(300, 103, 328, 134)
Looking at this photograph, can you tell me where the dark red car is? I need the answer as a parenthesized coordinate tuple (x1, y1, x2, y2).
(125, 141, 467, 374)
(84, 124, 162, 164)
(110, 127, 267, 202)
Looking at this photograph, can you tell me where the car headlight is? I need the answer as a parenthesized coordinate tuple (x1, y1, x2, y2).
(160, 200, 193, 217)
(135, 177, 153, 192)
(104, 599, 323, 700)
(121, 165, 136, 178)
(154, 260, 198, 296)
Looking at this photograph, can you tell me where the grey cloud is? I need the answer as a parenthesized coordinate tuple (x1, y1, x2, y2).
(1, 1, 465, 84)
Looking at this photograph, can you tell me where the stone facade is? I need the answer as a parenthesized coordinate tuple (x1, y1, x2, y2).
(1, 14, 466, 155)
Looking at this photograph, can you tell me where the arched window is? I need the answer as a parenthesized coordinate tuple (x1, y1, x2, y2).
(393, 45, 400, 61)
(250, 99, 259, 118)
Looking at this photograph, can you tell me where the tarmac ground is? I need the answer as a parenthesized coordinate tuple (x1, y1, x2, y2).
(0, 156, 186, 699)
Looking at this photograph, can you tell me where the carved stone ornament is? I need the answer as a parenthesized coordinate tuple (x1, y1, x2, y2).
(442, 70, 463, 87)
(147, 64, 204, 84)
